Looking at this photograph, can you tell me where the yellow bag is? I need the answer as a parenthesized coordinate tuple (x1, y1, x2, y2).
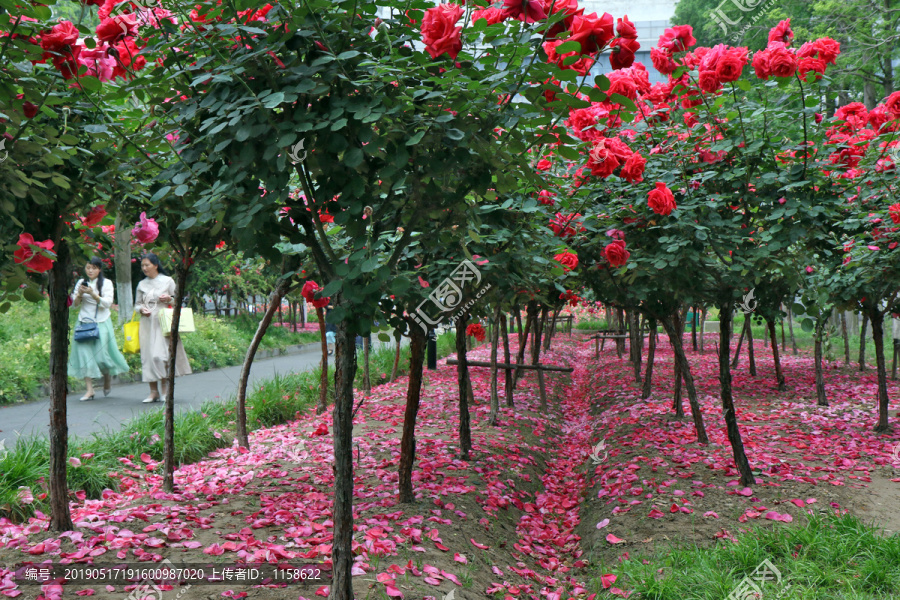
(123, 312, 140, 354)
(159, 307, 196, 335)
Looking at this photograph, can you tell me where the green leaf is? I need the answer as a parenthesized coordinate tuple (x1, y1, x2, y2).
(360, 257, 379, 273)
(337, 50, 360, 60)
(468, 228, 481, 242)
(177, 217, 197, 230)
(555, 41, 582, 54)
(174, 184, 189, 197)
(446, 128, 464, 141)
(343, 147, 363, 168)
(609, 94, 636, 111)
(594, 75, 611, 91)
(406, 130, 426, 146)
(321, 279, 343, 296)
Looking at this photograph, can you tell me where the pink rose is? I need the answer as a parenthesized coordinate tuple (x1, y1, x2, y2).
(421, 4, 463, 60)
(131, 212, 159, 244)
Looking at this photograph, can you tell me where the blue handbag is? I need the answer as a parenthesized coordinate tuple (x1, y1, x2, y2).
(74, 282, 100, 343)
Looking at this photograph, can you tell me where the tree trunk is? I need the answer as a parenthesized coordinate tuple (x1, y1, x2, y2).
(390, 337, 401, 382)
(717, 300, 756, 485)
(788, 306, 797, 355)
(691, 306, 698, 351)
(514, 302, 536, 390)
(780, 313, 786, 352)
(455, 316, 472, 459)
(398, 326, 426, 503)
(699, 307, 706, 354)
(532, 305, 547, 408)
(747, 316, 756, 377)
(300, 300, 307, 327)
(661, 315, 708, 443)
(870, 310, 891, 432)
(543, 306, 559, 351)
(615, 307, 624, 358)
(641, 318, 657, 399)
(163, 262, 191, 492)
(731, 317, 746, 369)
(487, 304, 502, 425)
(841, 311, 850, 365)
(765, 317, 786, 391)
(48, 238, 74, 532)
(316, 306, 328, 414)
(362, 337, 371, 393)
(514, 304, 524, 346)
(815, 317, 827, 406)
(860, 314, 869, 371)
(237, 280, 289, 448)
(501, 313, 513, 408)
(113, 212, 133, 327)
(329, 299, 358, 600)
(630, 310, 642, 384)
(673, 357, 684, 418)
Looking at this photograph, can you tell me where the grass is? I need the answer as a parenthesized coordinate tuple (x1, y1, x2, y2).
(0, 330, 458, 522)
(0, 301, 319, 404)
(584, 513, 900, 599)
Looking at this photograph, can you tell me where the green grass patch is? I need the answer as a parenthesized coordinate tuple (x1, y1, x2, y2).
(0, 301, 319, 404)
(585, 513, 900, 599)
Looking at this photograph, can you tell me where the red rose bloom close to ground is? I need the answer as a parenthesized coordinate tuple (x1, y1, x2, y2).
(890, 203, 900, 225)
(554, 250, 579, 271)
(466, 323, 486, 342)
(14, 233, 55, 273)
(647, 182, 677, 216)
(421, 4, 464, 60)
(604, 240, 630, 267)
(82, 205, 108, 227)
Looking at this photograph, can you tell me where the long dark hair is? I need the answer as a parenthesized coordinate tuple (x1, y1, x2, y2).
(79, 257, 106, 295)
(141, 253, 167, 276)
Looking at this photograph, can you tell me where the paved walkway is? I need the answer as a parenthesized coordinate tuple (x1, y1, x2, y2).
(0, 346, 327, 448)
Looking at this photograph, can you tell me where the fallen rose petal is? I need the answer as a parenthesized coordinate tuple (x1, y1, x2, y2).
(596, 518, 610, 529)
(606, 534, 626, 544)
(601, 574, 617, 589)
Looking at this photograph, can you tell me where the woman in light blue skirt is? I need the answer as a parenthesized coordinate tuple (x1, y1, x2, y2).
(68, 257, 130, 400)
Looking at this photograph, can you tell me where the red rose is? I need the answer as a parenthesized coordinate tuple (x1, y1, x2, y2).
(536, 157, 553, 171)
(567, 12, 614, 55)
(466, 323, 486, 342)
(647, 181, 677, 216)
(620, 152, 646, 183)
(884, 91, 900, 119)
(658, 25, 695, 53)
(751, 49, 771, 79)
(768, 19, 793, 46)
(501, 0, 547, 23)
(96, 15, 136, 43)
(421, 4, 463, 60)
(609, 37, 639, 70)
(604, 240, 630, 268)
(554, 250, 579, 271)
(651, 48, 677, 75)
(588, 139, 620, 178)
(82, 205, 107, 227)
(813, 37, 840, 65)
(23, 101, 38, 119)
(616, 15, 637, 40)
(40, 21, 78, 53)
(538, 190, 556, 206)
(13, 233, 55, 273)
(715, 48, 748, 82)
(798, 57, 826, 82)
(698, 69, 720, 93)
(890, 204, 900, 225)
(766, 43, 798, 78)
(471, 6, 504, 25)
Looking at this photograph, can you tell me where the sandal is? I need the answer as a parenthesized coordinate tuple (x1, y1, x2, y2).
(80, 394, 95, 402)
(142, 394, 161, 403)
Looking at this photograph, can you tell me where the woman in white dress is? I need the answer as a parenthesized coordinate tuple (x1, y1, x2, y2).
(134, 253, 192, 403)
(68, 257, 130, 400)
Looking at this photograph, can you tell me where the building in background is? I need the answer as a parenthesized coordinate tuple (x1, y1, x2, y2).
(582, 0, 679, 84)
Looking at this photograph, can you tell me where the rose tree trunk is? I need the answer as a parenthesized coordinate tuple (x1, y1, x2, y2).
(717, 300, 756, 486)
(48, 238, 75, 532)
(398, 326, 427, 503)
(661, 316, 709, 444)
